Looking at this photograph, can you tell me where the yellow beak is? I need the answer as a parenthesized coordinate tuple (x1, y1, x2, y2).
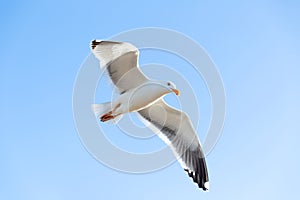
(171, 89, 180, 96)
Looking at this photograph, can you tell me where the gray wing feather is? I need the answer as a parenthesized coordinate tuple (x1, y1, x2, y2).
(91, 40, 148, 93)
(138, 100, 209, 190)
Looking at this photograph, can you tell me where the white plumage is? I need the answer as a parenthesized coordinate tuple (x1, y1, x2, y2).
(91, 40, 209, 191)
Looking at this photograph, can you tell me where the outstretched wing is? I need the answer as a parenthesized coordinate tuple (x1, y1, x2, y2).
(91, 40, 149, 93)
(138, 100, 209, 191)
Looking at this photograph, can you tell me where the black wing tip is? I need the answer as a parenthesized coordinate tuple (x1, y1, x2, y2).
(90, 40, 124, 50)
(91, 39, 102, 49)
(184, 168, 209, 191)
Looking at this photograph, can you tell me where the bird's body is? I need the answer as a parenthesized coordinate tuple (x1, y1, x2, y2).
(112, 82, 172, 114)
(90, 40, 209, 191)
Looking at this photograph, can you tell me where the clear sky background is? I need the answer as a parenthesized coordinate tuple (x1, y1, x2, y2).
(1, 1, 300, 199)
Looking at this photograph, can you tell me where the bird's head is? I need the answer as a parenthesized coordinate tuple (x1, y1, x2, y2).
(162, 81, 180, 96)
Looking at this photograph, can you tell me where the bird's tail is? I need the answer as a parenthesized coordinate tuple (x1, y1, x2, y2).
(91, 102, 112, 118)
(91, 103, 122, 124)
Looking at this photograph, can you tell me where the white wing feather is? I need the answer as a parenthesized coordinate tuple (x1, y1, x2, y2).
(138, 100, 209, 191)
(91, 40, 149, 93)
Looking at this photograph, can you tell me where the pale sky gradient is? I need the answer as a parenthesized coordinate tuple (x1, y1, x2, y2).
(1, 1, 299, 199)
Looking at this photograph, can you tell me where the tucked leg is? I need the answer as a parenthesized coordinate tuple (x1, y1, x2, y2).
(100, 111, 113, 122)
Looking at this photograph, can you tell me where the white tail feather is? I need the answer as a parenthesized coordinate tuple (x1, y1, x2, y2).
(91, 103, 112, 118)
(91, 103, 123, 124)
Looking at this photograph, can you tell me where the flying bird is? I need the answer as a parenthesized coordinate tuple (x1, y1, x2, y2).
(90, 40, 209, 191)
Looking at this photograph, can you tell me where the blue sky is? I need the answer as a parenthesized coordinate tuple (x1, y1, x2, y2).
(1, 0, 300, 199)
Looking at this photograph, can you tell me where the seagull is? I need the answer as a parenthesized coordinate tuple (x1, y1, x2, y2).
(91, 40, 209, 191)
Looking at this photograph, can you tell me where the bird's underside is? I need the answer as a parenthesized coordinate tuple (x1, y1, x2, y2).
(90, 40, 210, 191)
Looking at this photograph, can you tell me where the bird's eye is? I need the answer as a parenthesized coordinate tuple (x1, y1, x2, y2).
(167, 82, 171, 86)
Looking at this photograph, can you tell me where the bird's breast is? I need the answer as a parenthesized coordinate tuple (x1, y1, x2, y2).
(120, 86, 165, 112)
